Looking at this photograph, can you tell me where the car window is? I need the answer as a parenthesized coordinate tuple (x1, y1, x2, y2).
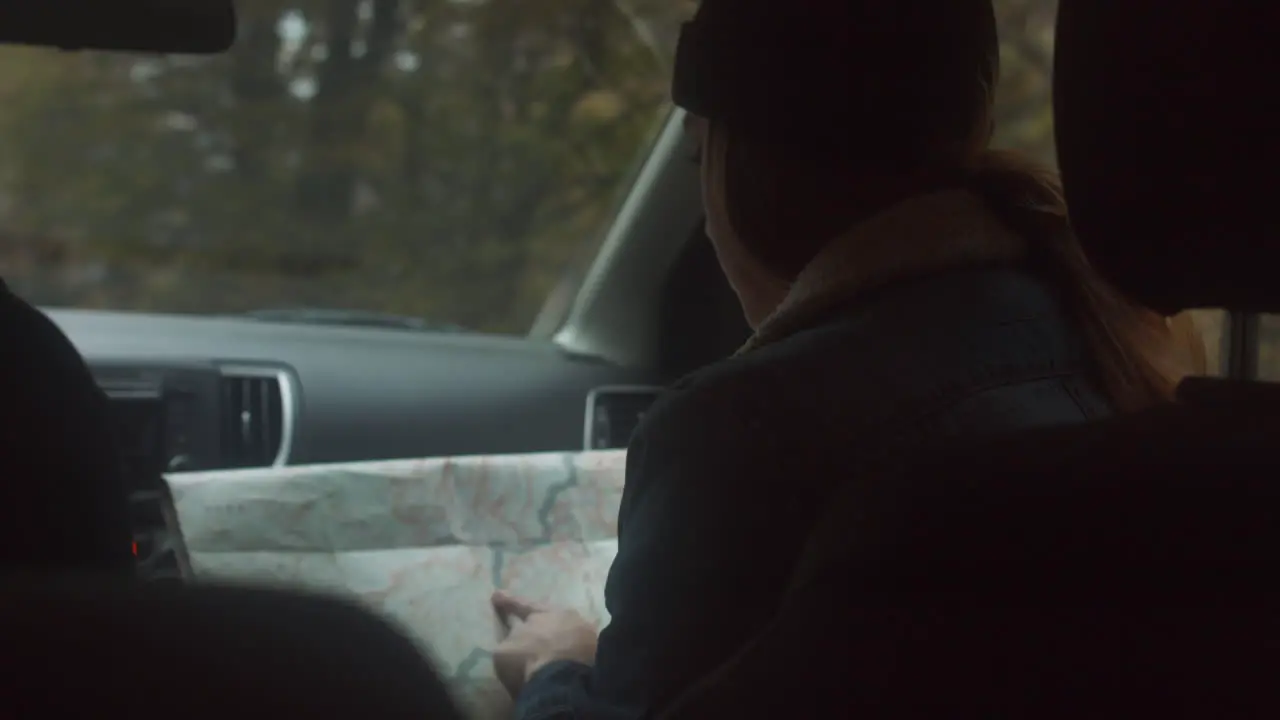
(0, 0, 698, 335)
(1255, 315, 1280, 380)
(0, 0, 1230, 363)
(992, 0, 1226, 376)
(991, 0, 1058, 166)
(1188, 310, 1227, 377)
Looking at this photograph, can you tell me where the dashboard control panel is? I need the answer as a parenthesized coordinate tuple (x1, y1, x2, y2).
(92, 360, 292, 580)
(96, 362, 227, 477)
(583, 385, 663, 450)
(128, 487, 191, 582)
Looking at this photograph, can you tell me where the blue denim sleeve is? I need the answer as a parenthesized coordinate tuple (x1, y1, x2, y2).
(511, 660, 585, 720)
(508, 379, 797, 720)
(513, 660, 644, 720)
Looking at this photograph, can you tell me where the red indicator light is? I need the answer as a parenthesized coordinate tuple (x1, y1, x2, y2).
(132, 541, 138, 556)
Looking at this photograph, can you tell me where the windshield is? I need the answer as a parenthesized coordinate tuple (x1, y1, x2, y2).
(0, 0, 696, 334)
(0, 0, 1224, 354)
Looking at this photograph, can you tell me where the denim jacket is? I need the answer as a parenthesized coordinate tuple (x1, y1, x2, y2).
(512, 190, 1111, 719)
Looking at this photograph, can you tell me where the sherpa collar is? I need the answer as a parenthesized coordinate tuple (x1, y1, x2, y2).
(740, 188, 1028, 354)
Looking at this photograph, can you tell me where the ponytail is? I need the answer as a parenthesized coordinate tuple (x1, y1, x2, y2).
(965, 149, 1205, 411)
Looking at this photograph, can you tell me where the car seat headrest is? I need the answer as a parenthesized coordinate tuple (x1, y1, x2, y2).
(1054, 0, 1280, 314)
(671, 0, 999, 165)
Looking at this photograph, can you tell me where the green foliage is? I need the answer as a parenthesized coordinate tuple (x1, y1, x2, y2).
(993, 0, 1058, 165)
(0, 0, 1058, 334)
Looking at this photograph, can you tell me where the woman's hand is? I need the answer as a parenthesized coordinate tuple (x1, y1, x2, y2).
(491, 590, 599, 697)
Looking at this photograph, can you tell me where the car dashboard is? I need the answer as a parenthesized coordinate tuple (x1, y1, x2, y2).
(49, 308, 656, 464)
(48, 308, 664, 585)
(97, 360, 276, 581)
(78, 325, 638, 715)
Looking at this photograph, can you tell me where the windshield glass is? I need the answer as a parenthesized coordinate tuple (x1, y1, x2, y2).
(0, 0, 696, 334)
(0, 0, 1223, 354)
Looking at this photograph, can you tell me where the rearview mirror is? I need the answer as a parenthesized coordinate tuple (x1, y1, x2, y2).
(0, 0, 236, 55)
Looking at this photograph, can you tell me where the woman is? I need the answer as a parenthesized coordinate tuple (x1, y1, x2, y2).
(488, 1, 1204, 718)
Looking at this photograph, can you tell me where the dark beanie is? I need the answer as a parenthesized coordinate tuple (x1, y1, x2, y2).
(672, 0, 1000, 164)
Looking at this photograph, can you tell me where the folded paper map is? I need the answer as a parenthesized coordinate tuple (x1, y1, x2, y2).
(167, 450, 627, 719)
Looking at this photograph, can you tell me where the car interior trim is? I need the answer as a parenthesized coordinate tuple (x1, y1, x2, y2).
(217, 363, 299, 468)
(582, 384, 666, 450)
(554, 109, 703, 368)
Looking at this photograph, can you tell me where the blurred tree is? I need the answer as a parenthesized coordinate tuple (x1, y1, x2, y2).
(1260, 315, 1280, 380)
(992, 0, 1058, 164)
(0, 0, 1057, 334)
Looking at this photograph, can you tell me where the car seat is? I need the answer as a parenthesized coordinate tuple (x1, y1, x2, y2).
(0, 280, 135, 575)
(653, 0, 1280, 716)
(1, 577, 466, 719)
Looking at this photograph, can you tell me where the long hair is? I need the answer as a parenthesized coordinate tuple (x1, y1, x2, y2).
(964, 147, 1206, 410)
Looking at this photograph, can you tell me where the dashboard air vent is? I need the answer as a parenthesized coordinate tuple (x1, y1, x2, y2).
(584, 386, 662, 450)
(220, 371, 286, 468)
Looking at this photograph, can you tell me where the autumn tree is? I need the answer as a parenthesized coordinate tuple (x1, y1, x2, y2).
(0, 0, 1058, 333)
